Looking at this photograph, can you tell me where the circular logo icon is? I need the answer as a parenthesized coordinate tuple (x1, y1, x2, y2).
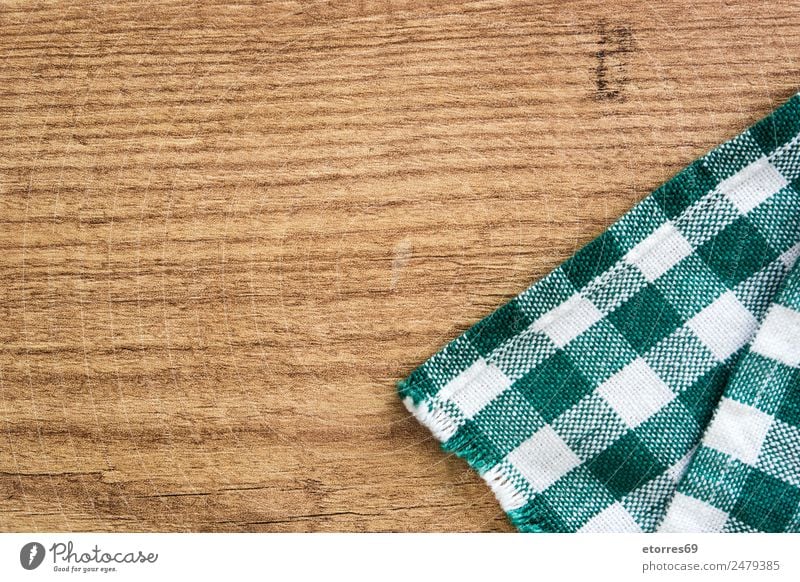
(20, 542, 45, 570)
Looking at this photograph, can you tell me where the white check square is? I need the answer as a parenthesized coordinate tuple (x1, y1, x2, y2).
(718, 157, 788, 214)
(596, 358, 674, 428)
(687, 292, 758, 361)
(751, 304, 800, 367)
(440, 358, 513, 418)
(532, 294, 603, 348)
(507, 425, 581, 492)
(579, 502, 642, 532)
(658, 493, 729, 532)
(704, 397, 773, 466)
(625, 222, 693, 282)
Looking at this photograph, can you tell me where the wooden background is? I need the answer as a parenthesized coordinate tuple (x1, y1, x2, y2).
(1, 0, 799, 532)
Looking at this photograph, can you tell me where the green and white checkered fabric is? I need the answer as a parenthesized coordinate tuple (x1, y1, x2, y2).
(660, 263, 800, 532)
(398, 92, 800, 533)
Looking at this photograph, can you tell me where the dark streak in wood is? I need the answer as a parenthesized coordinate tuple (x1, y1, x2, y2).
(592, 20, 635, 102)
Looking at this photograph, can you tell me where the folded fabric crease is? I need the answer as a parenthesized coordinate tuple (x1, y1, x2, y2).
(398, 92, 800, 533)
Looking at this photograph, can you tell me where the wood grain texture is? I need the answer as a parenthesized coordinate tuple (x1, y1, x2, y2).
(1, 0, 799, 532)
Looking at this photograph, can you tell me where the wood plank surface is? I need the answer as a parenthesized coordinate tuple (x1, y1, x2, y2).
(1, 0, 799, 532)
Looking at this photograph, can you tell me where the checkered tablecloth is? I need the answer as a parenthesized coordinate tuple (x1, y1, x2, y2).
(398, 92, 800, 532)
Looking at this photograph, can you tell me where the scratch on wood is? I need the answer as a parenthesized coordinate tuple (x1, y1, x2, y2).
(391, 239, 412, 290)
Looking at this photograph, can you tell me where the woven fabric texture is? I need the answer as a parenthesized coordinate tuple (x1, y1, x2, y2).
(398, 92, 800, 532)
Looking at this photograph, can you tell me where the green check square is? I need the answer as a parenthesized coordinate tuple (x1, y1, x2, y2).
(702, 133, 764, 181)
(608, 285, 683, 354)
(466, 298, 532, 357)
(643, 327, 717, 392)
(732, 468, 800, 532)
(608, 196, 668, 253)
(400, 368, 438, 403)
(636, 401, 699, 467)
(514, 351, 593, 423)
(563, 231, 623, 290)
(552, 394, 628, 461)
(749, 99, 800, 154)
(678, 447, 750, 512)
(780, 266, 800, 312)
(541, 466, 617, 530)
(655, 254, 729, 319)
(564, 318, 637, 385)
(517, 269, 576, 320)
(587, 432, 667, 499)
(510, 495, 568, 533)
(732, 261, 786, 320)
(474, 390, 545, 456)
(747, 184, 800, 253)
(775, 368, 800, 426)
(697, 217, 778, 288)
(728, 352, 794, 415)
(653, 160, 718, 219)
(423, 334, 481, 389)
